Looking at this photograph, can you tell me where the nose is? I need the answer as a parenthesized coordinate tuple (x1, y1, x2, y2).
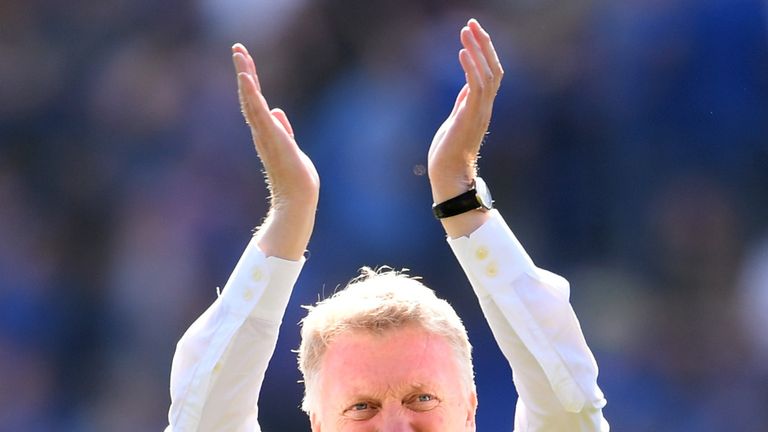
(377, 405, 416, 432)
(378, 420, 414, 432)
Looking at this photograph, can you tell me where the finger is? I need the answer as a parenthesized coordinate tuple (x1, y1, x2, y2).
(239, 45, 259, 79)
(461, 26, 494, 90)
(231, 44, 256, 75)
(232, 44, 261, 92)
(237, 72, 272, 132)
(232, 52, 261, 93)
(232, 52, 250, 75)
(458, 48, 482, 107)
(468, 19, 503, 80)
(271, 108, 294, 138)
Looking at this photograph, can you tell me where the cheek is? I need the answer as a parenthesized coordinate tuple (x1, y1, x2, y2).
(430, 401, 473, 431)
(324, 414, 365, 432)
(408, 406, 459, 431)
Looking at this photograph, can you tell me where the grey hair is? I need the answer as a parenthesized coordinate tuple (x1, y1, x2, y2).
(297, 267, 475, 414)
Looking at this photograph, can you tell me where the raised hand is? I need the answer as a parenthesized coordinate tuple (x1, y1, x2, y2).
(428, 19, 504, 237)
(232, 43, 319, 260)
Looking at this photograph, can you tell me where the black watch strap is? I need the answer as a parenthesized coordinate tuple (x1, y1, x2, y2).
(432, 177, 492, 219)
(432, 190, 483, 218)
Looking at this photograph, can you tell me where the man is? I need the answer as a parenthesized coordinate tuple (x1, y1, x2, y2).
(166, 19, 608, 431)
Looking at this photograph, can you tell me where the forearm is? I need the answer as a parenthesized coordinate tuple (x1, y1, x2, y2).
(167, 240, 304, 431)
(447, 211, 608, 429)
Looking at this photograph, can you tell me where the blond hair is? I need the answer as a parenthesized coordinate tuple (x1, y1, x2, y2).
(297, 267, 475, 414)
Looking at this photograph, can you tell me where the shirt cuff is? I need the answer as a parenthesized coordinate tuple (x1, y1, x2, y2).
(217, 236, 305, 323)
(446, 209, 544, 298)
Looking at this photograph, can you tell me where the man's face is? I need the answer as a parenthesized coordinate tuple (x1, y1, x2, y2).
(311, 325, 477, 432)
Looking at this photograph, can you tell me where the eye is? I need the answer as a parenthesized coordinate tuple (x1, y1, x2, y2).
(405, 393, 440, 412)
(343, 402, 378, 421)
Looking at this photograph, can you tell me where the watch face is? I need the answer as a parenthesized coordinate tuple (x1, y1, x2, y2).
(474, 177, 493, 209)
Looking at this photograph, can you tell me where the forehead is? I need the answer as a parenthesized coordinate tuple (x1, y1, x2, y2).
(319, 326, 463, 396)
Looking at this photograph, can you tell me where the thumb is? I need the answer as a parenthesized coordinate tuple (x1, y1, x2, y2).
(449, 84, 470, 118)
(270, 108, 294, 138)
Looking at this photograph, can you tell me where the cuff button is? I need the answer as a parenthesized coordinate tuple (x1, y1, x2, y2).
(243, 288, 254, 301)
(485, 262, 498, 277)
(251, 268, 263, 281)
(475, 246, 489, 260)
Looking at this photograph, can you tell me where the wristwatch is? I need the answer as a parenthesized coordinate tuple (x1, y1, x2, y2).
(432, 176, 493, 219)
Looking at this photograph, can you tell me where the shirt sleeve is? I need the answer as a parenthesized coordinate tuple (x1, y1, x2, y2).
(165, 237, 305, 432)
(447, 210, 609, 432)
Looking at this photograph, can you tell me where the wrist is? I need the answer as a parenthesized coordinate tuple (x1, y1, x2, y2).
(256, 195, 317, 261)
(428, 163, 477, 202)
(256, 208, 316, 261)
(429, 177, 475, 203)
(270, 191, 319, 212)
(431, 176, 493, 239)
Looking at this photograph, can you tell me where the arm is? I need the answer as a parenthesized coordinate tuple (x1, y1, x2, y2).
(447, 212, 609, 431)
(428, 20, 608, 431)
(165, 44, 319, 431)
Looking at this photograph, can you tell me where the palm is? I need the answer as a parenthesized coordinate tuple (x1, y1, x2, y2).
(428, 84, 487, 186)
(253, 115, 319, 205)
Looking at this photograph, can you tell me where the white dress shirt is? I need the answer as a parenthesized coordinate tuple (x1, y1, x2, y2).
(165, 210, 609, 431)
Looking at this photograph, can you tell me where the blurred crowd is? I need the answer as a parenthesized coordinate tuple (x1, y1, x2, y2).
(1, 0, 767, 430)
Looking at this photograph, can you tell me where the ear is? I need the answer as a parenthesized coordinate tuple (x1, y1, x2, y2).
(465, 391, 478, 431)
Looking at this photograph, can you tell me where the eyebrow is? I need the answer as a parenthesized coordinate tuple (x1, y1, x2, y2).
(344, 383, 438, 403)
